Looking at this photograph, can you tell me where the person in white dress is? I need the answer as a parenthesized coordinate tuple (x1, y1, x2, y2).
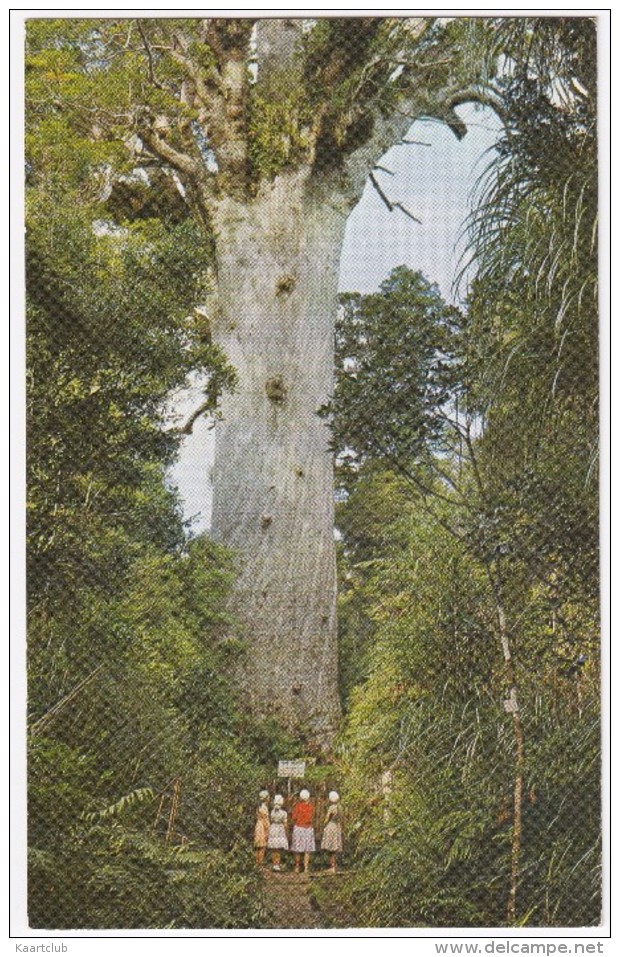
(321, 791, 343, 873)
(267, 794, 288, 871)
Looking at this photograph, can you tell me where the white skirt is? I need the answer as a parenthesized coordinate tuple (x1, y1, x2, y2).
(291, 825, 316, 853)
(321, 821, 343, 852)
(267, 823, 289, 850)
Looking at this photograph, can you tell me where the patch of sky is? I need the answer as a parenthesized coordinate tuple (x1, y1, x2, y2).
(339, 102, 501, 304)
(193, 124, 219, 172)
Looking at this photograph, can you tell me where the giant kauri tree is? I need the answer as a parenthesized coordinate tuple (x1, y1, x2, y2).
(27, 17, 497, 742)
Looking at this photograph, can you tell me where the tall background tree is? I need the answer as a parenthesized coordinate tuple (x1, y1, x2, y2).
(323, 17, 600, 927)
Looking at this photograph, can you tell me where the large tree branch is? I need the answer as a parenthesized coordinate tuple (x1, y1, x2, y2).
(137, 123, 203, 179)
(447, 85, 507, 123)
(341, 15, 502, 200)
(132, 19, 251, 198)
(134, 122, 217, 228)
(192, 19, 253, 192)
(169, 30, 222, 101)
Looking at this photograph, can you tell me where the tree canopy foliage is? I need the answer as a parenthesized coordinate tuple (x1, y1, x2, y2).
(25, 16, 494, 213)
(323, 267, 462, 471)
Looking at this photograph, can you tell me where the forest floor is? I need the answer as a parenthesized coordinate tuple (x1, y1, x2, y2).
(262, 868, 357, 929)
(262, 871, 322, 928)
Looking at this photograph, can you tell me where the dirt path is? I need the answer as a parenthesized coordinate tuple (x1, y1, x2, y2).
(262, 870, 323, 929)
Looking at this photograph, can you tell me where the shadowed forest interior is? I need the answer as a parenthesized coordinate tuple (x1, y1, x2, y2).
(25, 15, 601, 929)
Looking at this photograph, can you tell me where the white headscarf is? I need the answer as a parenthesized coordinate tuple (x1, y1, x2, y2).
(273, 794, 284, 807)
(299, 788, 310, 801)
(329, 791, 339, 803)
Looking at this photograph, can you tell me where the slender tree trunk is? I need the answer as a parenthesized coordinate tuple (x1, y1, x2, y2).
(508, 713, 525, 923)
(210, 169, 348, 744)
(495, 594, 525, 924)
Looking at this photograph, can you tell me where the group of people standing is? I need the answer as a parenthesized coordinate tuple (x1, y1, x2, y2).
(254, 788, 343, 874)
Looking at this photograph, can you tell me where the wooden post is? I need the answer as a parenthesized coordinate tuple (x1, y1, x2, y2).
(166, 778, 181, 844)
(151, 792, 166, 836)
(497, 598, 525, 925)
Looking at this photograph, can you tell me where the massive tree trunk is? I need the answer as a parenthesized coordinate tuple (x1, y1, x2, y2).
(210, 170, 348, 743)
(111, 16, 488, 746)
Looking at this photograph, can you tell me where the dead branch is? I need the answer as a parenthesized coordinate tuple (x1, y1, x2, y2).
(136, 20, 166, 91)
(369, 171, 394, 212)
(369, 172, 422, 224)
(392, 201, 422, 223)
(400, 138, 432, 146)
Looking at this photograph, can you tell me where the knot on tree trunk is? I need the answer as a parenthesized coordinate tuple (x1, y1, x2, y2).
(265, 376, 287, 404)
(275, 274, 296, 296)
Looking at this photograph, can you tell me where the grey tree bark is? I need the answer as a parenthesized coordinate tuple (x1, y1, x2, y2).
(211, 170, 349, 742)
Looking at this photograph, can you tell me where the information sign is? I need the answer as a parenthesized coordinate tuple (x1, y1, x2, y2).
(277, 760, 306, 778)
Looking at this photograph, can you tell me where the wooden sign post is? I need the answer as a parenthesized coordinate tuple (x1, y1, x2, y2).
(277, 759, 306, 796)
